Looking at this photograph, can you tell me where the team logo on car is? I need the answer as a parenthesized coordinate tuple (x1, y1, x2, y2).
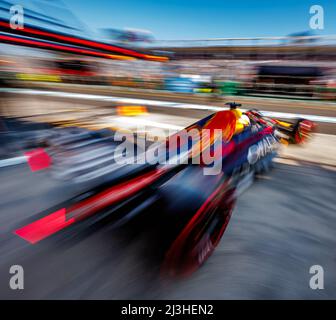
(247, 136, 277, 164)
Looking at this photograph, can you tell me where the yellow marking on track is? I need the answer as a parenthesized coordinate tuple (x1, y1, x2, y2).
(116, 105, 148, 116)
(16, 73, 61, 82)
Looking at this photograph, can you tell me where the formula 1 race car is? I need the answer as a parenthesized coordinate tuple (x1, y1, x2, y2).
(11, 103, 315, 277)
(244, 108, 315, 144)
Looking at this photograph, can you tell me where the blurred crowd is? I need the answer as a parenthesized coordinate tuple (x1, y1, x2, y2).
(2, 45, 336, 100)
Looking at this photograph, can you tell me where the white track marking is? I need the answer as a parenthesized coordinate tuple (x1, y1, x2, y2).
(1, 88, 336, 124)
(113, 117, 185, 130)
(0, 156, 27, 168)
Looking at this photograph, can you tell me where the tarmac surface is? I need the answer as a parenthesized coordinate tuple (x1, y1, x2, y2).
(0, 147, 335, 299)
(0, 87, 335, 299)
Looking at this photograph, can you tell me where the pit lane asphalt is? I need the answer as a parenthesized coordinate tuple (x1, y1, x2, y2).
(2, 88, 336, 134)
(0, 88, 335, 299)
(0, 146, 335, 299)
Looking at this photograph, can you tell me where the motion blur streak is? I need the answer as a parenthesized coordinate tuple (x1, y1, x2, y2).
(66, 168, 167, 221)
(13, 168, 168, 244)
(0, 21, 146, 58)
(162, 178, 228, 276)
(0, 34, 133, 60)
(14, 208, 73, 244)
(1, 0, 336, 299)
(0, 19, 167, 61)
(1, 88, 334, 123)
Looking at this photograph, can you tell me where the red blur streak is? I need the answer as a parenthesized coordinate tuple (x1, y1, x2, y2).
(41, 68, 96, 77)
(14, 208, 75, 244)
(0, 21, 155, 60)
(222, 140, 235, 156)
(57, 69, 95, 76)
(24, 148, 51, 172)
(0, 34, 121, 60)
(169, 181, 224, 250)
(13, 168, 167, 244)
(67, 168, 167, 221)
(162, 179, 227, 275)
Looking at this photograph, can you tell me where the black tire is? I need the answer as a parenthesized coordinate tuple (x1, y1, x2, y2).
(146, 166, 236, 277)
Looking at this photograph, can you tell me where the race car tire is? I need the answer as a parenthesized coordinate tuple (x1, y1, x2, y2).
(154, 167, 236, 277)
(293, 119, 315, 144)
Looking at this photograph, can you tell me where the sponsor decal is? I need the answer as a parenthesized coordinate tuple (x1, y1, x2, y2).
(247, 136, 277, 165)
